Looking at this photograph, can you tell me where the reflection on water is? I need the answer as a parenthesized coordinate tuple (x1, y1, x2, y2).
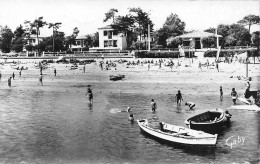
(0, 84, 259, 163)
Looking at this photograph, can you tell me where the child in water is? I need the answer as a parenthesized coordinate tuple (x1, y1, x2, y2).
(128, 114, 134, 123)
(185, 102, 195, 109)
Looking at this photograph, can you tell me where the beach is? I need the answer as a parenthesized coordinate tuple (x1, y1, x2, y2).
(0, 56, 260, 163)
(0, 57, 259, 93)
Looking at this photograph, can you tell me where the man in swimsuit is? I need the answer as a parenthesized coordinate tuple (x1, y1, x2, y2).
(8, 77, 12, 87)
(87, 85, 93, 104)
(54, 68, 57, 77)
(220, 86, 223, 100)
(231, 88, 238, 105)
(39, 74, 43, 86)
(175, 90, 183, 106)
(151, 99, 157, 112)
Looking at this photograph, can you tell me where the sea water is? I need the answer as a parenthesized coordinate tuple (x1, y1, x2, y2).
(0, 82, 259, 163)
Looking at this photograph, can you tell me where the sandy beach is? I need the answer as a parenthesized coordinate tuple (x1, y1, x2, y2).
(0, 57, 259, 95)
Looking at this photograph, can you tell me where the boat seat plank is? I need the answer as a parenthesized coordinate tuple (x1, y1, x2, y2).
(163, 124, 188, 134)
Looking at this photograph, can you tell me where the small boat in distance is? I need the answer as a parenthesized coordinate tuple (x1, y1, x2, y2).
(184, 108, 231, 134)
(137, 119, 218, 146)
(109, 74, 125, 81)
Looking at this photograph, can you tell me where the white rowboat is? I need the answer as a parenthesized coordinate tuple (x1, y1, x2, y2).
(137, 119, 217, 146)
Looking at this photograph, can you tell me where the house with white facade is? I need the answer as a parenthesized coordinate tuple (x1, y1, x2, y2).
(89, 25, 127, 51)
(24, 35, 45, 47)
(70, 35, 88, 51)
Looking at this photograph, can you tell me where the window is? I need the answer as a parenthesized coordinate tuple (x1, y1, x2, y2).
(113, 40, 117, 47)
(108, 31, 112, 39)
(76, 41, 81, 45)
(183, 41, 190, 46)
(104, 40, 108, 47)
(109, 40, 113, 47)
(104, 31, 107, 36)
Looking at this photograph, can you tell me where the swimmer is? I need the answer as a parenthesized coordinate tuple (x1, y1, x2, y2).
(128, 114, 134, 123)
(121, 107, 131, 112)
(185, 102, 195, 109)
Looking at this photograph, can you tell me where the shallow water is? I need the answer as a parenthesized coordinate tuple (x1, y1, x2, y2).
(0, 82, 259, 163)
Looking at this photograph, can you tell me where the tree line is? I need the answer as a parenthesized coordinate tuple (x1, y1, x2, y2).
(0, 10, 259, 54)
(0, 17, 99, 55)
(104, 8, 259, 50)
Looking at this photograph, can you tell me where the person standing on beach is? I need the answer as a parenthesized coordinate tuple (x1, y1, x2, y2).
(151, 99, 157, 112)
(83, 64, 86, 73)
(87, 85, 93, 104)
(220, 86, 223, 100)
(12, 72, 15, 80)
(0, 71, 2, 82)
(216, 62, 219, 72)
(198, 61, 202, 71)
(175, 90, 183, 106)
(231, 88, 238, 105)
(39, 74, 43, 86)
(148, 63, 150, 71)
(8, 77, 11, 87)
(54, 68, 57, 77)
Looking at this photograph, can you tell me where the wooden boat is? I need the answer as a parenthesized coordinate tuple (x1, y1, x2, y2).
(137, 119, 217, 146)
(70, 64, 78, 70)
(184, 108, 231, 134)
(109, 74, 125, 81)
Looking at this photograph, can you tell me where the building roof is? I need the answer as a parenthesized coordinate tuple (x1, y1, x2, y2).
(98, 25, 113, 30)
(76, 35, 88, 40)
(177, 31, 222, 38)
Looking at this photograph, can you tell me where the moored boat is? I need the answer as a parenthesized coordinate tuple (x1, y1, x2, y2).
(184, 108, 231, 134)
(109, 74, 125, 81)
(137, 119, 217, 146)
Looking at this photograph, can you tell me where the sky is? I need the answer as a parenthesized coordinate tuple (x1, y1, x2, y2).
(0, 0, 259, 37)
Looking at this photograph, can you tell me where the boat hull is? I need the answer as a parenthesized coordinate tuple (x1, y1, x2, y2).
(137, 120, 217, 146)
(184, 109, 231, 134)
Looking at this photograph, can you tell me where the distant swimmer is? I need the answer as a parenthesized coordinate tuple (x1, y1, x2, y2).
(128, 114, 134, 123)
(185, 102, 195, 109)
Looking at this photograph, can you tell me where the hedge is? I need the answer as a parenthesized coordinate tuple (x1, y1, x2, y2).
(204, 49, 259, 57)
(134, 51, 195, 58)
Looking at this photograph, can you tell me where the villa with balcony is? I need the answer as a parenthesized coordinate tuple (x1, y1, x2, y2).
(89, 25, 127, 51)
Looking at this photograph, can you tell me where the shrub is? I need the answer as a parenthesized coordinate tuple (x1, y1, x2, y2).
(204, 49, 259, 58)
(135, 51, 179, 58)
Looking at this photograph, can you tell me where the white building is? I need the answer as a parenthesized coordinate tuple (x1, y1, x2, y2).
(168, 31, 222, 50)
(70, 35, 88, 51)
(89, 25, 127, 51)
(24, 35, 45, 47)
